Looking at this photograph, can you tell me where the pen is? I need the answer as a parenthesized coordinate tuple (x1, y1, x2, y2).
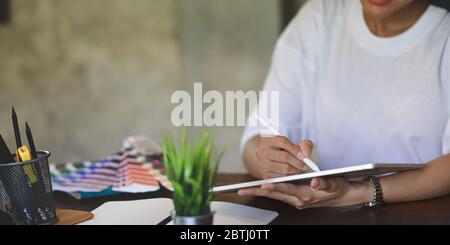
(255, 113, 321, 172)
(12, 106, 22, 148)
(24, 122, 53, 223)
(12, 106, 22, 161)
(25, 122, 38, 160)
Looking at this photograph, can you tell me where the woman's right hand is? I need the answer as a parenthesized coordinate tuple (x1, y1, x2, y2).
(255, 136, 314, 179)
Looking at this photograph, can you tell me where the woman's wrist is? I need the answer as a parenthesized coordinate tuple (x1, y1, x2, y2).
(336, 180, 373, 207)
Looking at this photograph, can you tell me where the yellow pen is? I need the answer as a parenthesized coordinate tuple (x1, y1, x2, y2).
(17, 145, 32, 161)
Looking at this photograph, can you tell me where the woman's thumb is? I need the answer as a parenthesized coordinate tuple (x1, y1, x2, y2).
(298, 139, 314, 159)
(311, 177, 332, 191)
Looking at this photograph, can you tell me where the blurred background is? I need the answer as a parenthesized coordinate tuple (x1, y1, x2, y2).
(0, 0, 306, 172)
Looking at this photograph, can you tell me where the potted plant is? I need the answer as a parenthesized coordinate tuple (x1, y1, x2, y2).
(163, 129, 226, 225)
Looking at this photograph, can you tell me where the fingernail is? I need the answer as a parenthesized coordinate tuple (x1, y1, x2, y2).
(238, 190, 247, 196)
(296, 151, 304, 159)
(311, 179, 320, 189)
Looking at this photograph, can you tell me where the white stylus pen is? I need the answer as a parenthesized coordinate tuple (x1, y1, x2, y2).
(255, 114, 321, 172)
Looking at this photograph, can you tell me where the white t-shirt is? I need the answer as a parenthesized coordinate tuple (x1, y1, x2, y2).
(241, 0, 450, 170)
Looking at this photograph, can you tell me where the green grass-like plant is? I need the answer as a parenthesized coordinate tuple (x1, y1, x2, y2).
(163, 128, 226, 217)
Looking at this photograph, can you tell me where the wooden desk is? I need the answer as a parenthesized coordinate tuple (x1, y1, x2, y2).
(1, 173, 450, 225)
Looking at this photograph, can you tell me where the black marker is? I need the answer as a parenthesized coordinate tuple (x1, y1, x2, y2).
(25, 122, 37, 160)
(11, 106, 22, 149)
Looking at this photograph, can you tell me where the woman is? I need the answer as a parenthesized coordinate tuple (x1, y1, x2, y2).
(239, 0, 450, 208)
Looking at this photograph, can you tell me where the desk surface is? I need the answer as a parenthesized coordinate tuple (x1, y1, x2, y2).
(2, 173, 450, 225)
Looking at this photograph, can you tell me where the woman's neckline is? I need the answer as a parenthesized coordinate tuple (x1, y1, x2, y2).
(348, 1, 447, 57)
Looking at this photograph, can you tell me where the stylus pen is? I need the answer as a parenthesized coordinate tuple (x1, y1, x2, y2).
(255, 113, 321, 172)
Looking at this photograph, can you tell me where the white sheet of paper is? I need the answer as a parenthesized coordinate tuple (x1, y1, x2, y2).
(79, 198, 278, 225)
(112, 183, 160, 193)
(79, 198, 173, 225)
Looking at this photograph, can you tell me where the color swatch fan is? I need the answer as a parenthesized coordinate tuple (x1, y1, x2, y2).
(50, 137, 172, 199)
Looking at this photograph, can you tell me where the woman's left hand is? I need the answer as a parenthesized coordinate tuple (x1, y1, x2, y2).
(237, 177, 371, 208)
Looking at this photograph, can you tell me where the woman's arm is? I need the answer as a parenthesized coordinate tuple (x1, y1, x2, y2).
(239, 153, 450, 208)
(381, 154, 450, 203)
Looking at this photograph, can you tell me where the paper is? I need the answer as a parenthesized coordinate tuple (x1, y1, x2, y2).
(112, 183, 160, 193)
(79, 198, 278, 225)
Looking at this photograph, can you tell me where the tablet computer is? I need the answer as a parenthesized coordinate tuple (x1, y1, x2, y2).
(212, 163, 425, 193)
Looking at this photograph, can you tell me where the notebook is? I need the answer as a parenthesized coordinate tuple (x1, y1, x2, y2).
(79, 198, 278, 225)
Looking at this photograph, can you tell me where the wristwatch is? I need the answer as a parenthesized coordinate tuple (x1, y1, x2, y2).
(362, 176, 384, 208)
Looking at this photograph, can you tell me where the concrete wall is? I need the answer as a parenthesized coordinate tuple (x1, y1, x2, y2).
(0, 0, 281, 172)
(177, 0, 280, 172)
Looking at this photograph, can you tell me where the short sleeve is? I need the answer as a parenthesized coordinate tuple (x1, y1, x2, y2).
(442, 32, 450, 154)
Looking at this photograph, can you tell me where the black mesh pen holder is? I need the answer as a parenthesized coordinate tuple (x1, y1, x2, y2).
(0, 151, 58, 225)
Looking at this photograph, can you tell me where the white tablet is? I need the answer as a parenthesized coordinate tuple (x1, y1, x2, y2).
(212, 163, 425, 193)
